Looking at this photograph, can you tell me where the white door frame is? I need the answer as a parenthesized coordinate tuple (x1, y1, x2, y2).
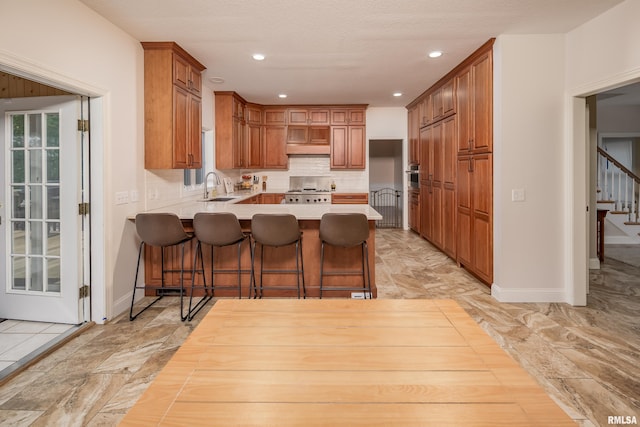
(0, 52, 107, 323)
(568, 75, 640, 306)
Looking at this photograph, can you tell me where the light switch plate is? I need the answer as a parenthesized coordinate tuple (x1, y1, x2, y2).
(512, 189, 525, 202)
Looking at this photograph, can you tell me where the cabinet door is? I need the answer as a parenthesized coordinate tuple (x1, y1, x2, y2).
(264, 109, 287, 125)
(472, 53, 492, 153)
(471, 153, 492, 282)
(456, 67, 472, 154)
(247, 123, 262, 168)
(173, 86, 190, 168)
(246, 105, 262, 125)
(288, 109, 308, 125)
(264, 126, 288, 169)
(330, 126, 348, 168)
(419, 95, 432, 127)
(408, 106, 420, 165)
(456, 156, 472, 267)
(442, 79, 455, 117)
(188, 95, 202, 168)
(232, 117, 246, 168)
(347, 126, 365, 169)
(173, 54, 190, 91)
(442, 116, 456, 257)
(308, 109, 330, 125)
(431, 122, 443, 249)
(432, 88, 443, 121)
(189, 67, 202, 96)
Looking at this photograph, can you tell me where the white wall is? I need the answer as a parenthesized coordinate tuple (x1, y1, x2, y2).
(492, 34, 567, 302)
(0, 0, 144, 321)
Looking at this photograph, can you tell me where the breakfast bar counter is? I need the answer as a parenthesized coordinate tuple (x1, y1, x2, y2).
(136, 197, 382, 298)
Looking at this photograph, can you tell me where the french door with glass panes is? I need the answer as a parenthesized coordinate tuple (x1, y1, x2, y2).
(0, 95, 87, 324)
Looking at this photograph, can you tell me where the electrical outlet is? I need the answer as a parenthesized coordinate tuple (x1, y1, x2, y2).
(115, 191, 129, 205)
(351, 292, 372, 299)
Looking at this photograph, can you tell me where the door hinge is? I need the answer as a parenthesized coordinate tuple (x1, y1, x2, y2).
(78, 202, 90, 215)
(79, 285, 90, 299)
(77, 119, 89, 132)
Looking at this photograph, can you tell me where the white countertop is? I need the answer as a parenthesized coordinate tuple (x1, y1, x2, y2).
(140, 193, 382, 221)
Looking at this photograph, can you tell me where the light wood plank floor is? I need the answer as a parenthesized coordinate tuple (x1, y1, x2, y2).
(120, 299, 575, 426)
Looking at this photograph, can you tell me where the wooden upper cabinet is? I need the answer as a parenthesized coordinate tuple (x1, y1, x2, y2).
(288, 108, 330, 125)
(457, 52, 492, 154)
(331, 125, 365, 170)
(142, 42, 205, 169)
(309, 109, 330, 125)
(330, 108, 366, 125)
(418, 95, 432, 128)
(264, 108, 286, 125)
(215, 92, 246, 169)
(172, 51, 202, 96)
(408, 105, 420, 165)
(246, 104, 262, 125)
(263, 126, 288, 169)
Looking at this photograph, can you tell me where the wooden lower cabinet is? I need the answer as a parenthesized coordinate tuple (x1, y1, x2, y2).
(408, 189, 420, 233)
(143, 219, 378, 298)
(261, 193, 285, 204)
(456, 153, 492, 284)
(331, 193, 368, 204)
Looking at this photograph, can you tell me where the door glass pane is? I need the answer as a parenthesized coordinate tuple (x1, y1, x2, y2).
(12, 257, 26, 290)
(47, 150, 59, 183)
(29, 185, 43, 219)
(12, 186, 26, 218)
(12, 115, 25, 147)
(47, 186, 60, 219)
(28, 114, 42, 147)
(30, 258, 43, 292)
(12, 150, 25, 183)
(7, 110, 66, 298)
(47, 223, 60, 256)
(12, 222, 26, 254)
(29, 150, 42, 183)
(46, 113, 59, 147)
(29, 221, 43, 255)
(47, 259, 61, 293)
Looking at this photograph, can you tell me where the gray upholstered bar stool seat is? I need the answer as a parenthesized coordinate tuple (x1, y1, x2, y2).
(188, 212, 250, 320)
(130, 213, 193, 321)
(250, 213, 306, 298)
(319, 213, 371, 299)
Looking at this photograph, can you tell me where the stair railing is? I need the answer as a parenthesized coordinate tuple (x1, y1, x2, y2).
(597, 147, 640, 222)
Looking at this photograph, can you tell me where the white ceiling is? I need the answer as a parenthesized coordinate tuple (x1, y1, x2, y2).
(80, 0, 623, 107)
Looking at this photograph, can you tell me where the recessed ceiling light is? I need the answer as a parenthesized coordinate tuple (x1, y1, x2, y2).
(208, 77, 225, 84)
(393, 92, 403, 97)
(429, 51, 442, 58)
(278, 94, 287, 99)
(252, 53, 265, 61)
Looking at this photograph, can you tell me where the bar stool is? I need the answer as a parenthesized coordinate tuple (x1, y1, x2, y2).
(319, 213, 371, 299)
(188, 212, 250, 320)
(130, 213, 193, 321)
(251, 214, 306, 298)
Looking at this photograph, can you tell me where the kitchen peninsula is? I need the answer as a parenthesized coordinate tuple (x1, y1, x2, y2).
(137, 193, 382, 299)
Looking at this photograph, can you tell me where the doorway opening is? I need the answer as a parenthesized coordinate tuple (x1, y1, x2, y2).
(0, 72, 94, 381)
(369, 139, 403, 228)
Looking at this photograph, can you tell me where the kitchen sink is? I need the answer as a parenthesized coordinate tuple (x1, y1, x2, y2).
(197, 196, 238, 202)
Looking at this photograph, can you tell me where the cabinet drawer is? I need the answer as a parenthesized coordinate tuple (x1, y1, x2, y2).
(331, 193, 369, 204)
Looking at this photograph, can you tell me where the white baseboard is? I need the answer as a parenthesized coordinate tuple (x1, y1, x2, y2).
(589, 258, 601, 270)
(491, 283, 567, 303)
(112, 292, 134, 320)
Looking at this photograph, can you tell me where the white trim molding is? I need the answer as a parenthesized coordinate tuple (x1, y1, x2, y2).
(491, 283, 567, 303)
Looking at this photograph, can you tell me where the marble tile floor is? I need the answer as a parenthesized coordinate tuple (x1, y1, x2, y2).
(0, 229, 638, 426)
(0, 321, 81, 380)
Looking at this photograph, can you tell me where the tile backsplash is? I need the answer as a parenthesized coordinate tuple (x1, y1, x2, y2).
(144, 155, 369, 210)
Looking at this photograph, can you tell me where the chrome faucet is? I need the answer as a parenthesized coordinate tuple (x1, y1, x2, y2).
(204, 171, 221, 199)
